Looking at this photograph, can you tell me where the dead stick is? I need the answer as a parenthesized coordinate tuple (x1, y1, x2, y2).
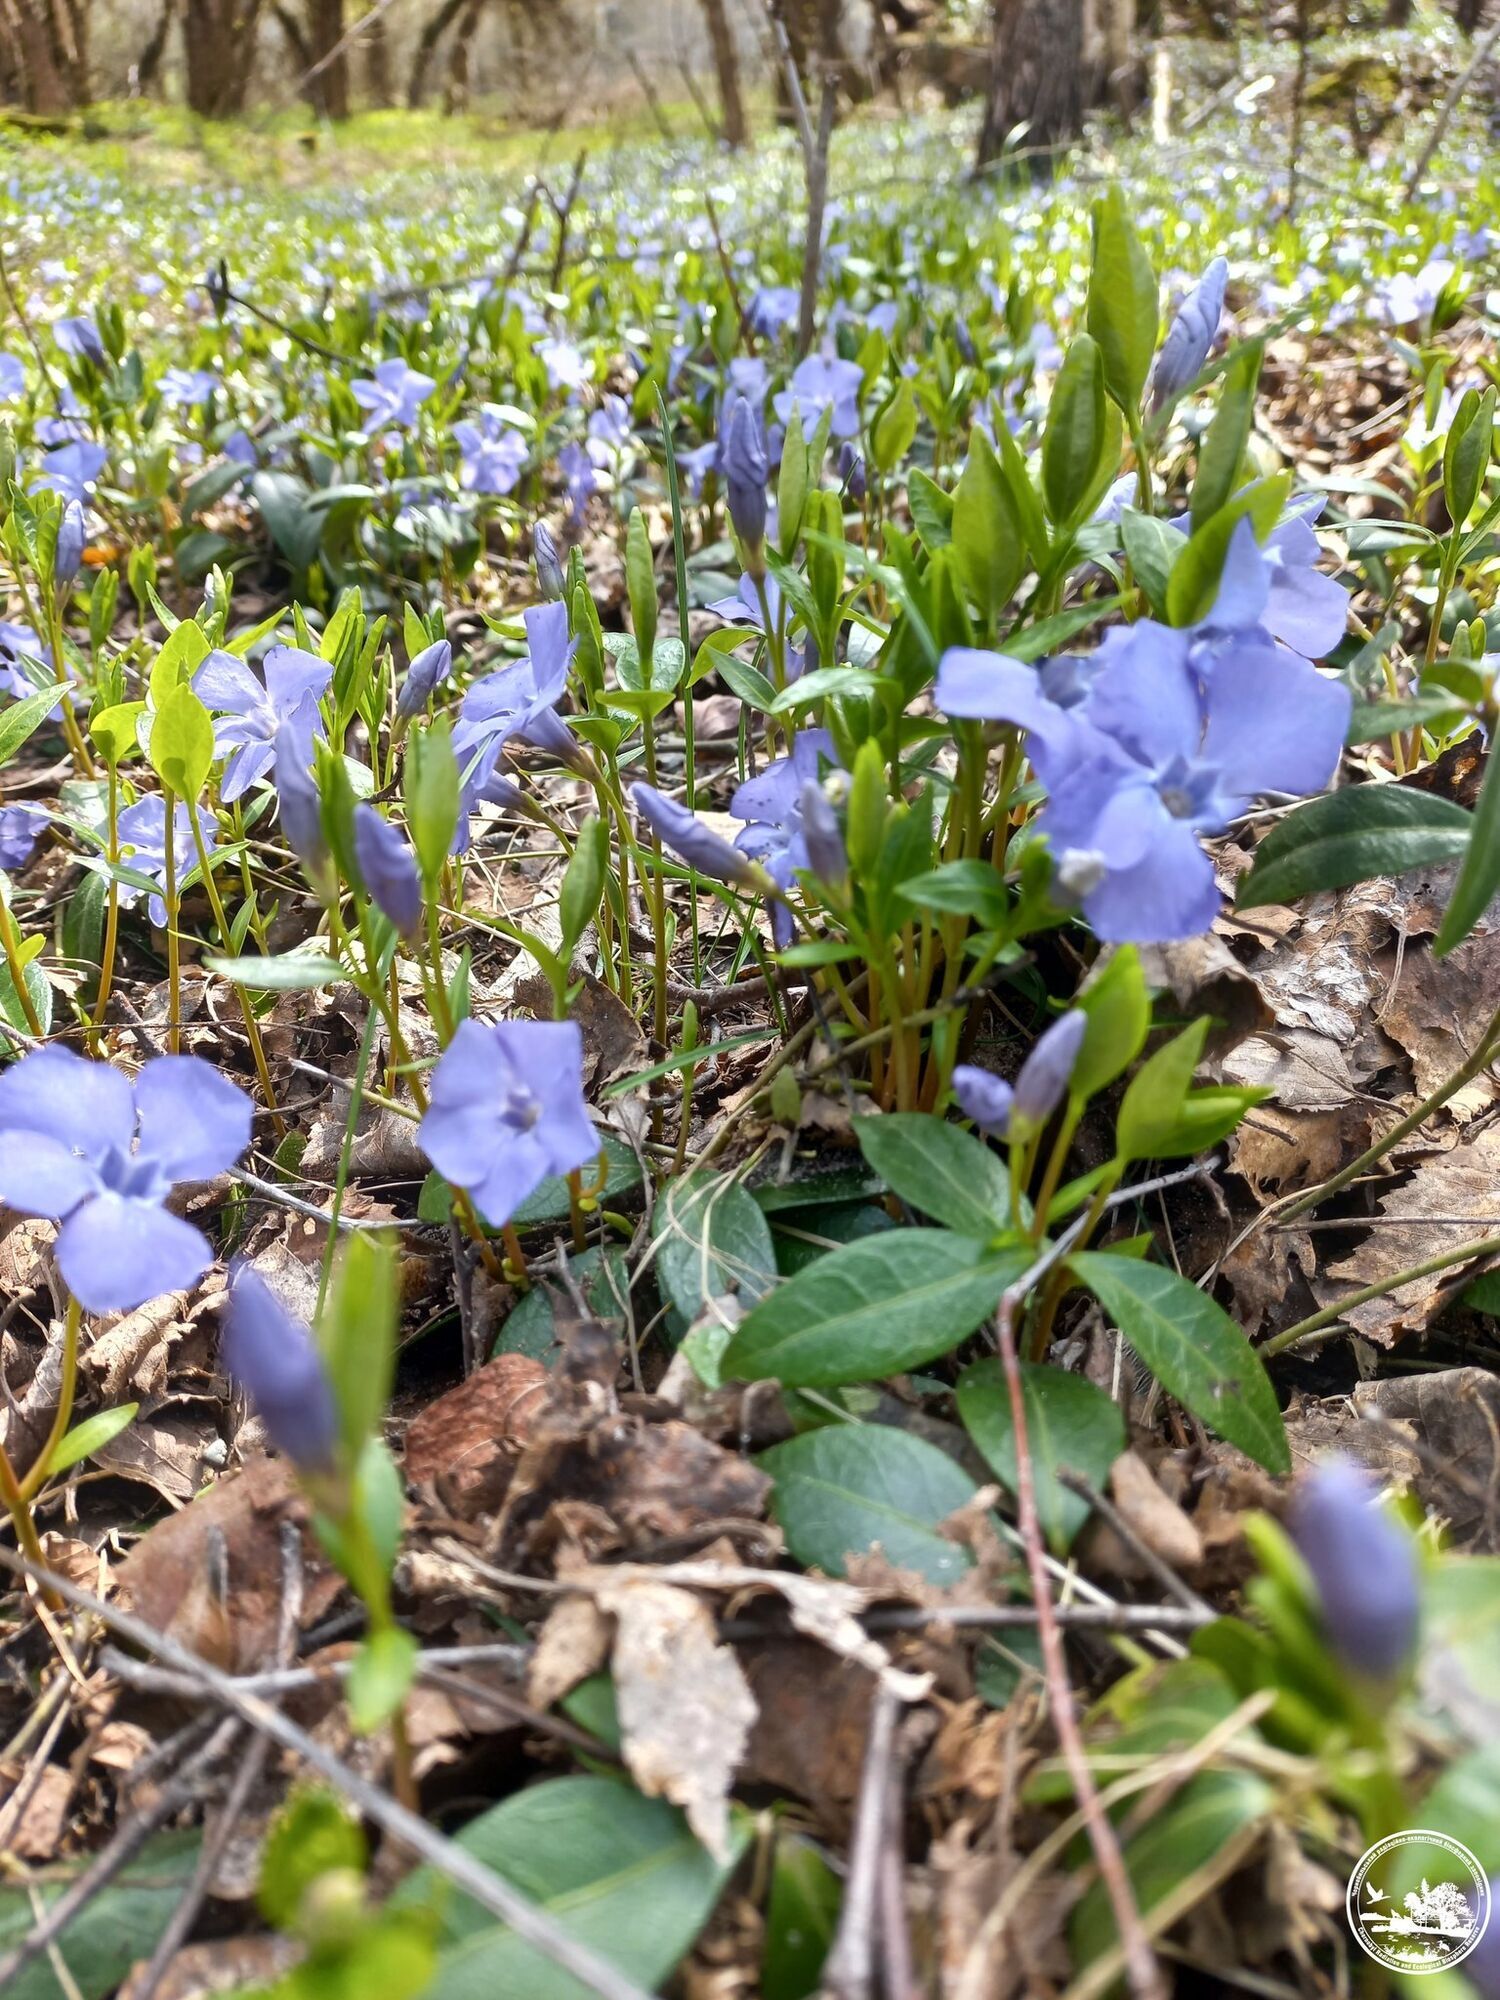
(819, 1682, 900, 2000)
(0, 1546, 652, 2000)
(995, 1271, 1166, 2000)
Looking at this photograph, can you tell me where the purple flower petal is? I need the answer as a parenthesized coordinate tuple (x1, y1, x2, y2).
(134, 1054, 253, 1184)
(0, 1044, 134, 1161)
(56, 1193, 213, 1314)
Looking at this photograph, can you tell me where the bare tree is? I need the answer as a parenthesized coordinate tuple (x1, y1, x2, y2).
(700, 0, 748, 146)
(408, 0, 471, 107)
(272, 0, 350, 116)
(182, 0, 265, 116)
(976, 0, 1086, 171)
(0, 0, 89, 113)
(363, 3, 394, 103)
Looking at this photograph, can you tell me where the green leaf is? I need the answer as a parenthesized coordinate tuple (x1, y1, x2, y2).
(417, 1137, 641, 1232)
(1071, 1771, 1271, 1980)
(348, 1624, 420, 1733)
(149, 683, 215, 800)
(907, 467, 953, 550)
(1189, 339, 1262, 529)
(320, 1232, 397, 1465)
(0, 683, 69, 769)
(558, 814, 608, 952)
(763, 1837, 840, 2000)
(1345, 694, 1468, 743)
(1071, 945, 1150, 1103)
(951, 427, 1025, 623)
(1237, 785, 1472, 910)
(855, 1113, 1009, 1238)
(1042, 334, 1108, 526)
(872, 378, 918, 474)
(0, 1830, 202, 2000)
(258, 1787, 367, 1929)
(1086, 186, 1158, 417)
(894, 858, 1007, 928)
(1115, 1020, 1205, 1162)
(46, 1402, 138, 1476)
(722, 1231, 1028, 1388)
(203, 950, 345, 990)
(1119, 508, 1182, 617)
(87, 700, 146, 769)
(625, 507, 658, 666)
(399, 1775, 743, 2000)
(956, 1359, 1125, 1552)
(653, 1173, 778, 1332)
(760, 1424, 977, 1584)
(1435, 740, 1500, 955)
(1070, 1252, 1289, 1472)
(147, 618, 210, 703)
(1443, 383, 1495, 529)
(496, 1245, 629, 1361)
(406, 716, 459, 888)
(1165, 474, 1290, 629)
(778, 405, 808, 558)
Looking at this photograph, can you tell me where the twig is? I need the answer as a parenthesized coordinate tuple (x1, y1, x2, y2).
(1056, 1471, 1214, 1619)
(546, 152, 589, 295)
(702, 189, 757, 353)
(0, 1719, 236, 1994)
(819, 1682, 900, 2000)
(856, 1601, 1209, 1634)
(993, 1269, 1166, 2000)
(125, 1525, 305, 2000)
(798, 77, 836, 361)
(0, 1547, 652, 2000)
(1404, 14, 1500, 202)
(1260, 1229, 1500, 1358)
(98, 1637, 532, 1700)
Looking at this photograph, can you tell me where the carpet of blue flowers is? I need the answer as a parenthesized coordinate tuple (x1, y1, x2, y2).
(2, 32, 1500, 1999)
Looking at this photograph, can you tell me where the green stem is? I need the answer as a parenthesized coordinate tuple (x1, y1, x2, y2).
(189, 804, 285, 1137)
(90, 765, 121, 1050)
(19, 1296, 82, 1505)
(1263, 1231, 1500, 1358)
(0, 893, 43, 1039)
(163, 787, 181, 1054)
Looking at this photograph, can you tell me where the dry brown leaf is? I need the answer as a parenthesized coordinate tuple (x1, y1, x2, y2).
(589, 1571, 757, 1860)
(737, 1638, 873, 1814)
(8, 1762, 73, 1859)
(1108, 1450, 1204, 1570)
(528, 1593, 614, 1711)
(117, 1936, 298, 2000)
(403, 1353, 549, 1520)
(1316, 1125, 1500, 1345)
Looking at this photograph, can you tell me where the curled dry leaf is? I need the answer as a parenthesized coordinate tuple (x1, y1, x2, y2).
(403, 1352, 550, 1520)
(1107, 1448, 1205, 1571)
(590, 1570, 757, 1861)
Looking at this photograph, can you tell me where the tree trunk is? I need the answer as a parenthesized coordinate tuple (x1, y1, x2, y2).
(183, 0, 264, 116)
(135, 0, 176, 92)
(363, 6, 393, 103)
(442, 0, 485, 111)
(1454, 0, 1485, 29)
(976, 0, 1086, 170)
(306, 0, 349, 118)
(408, 0, 468, 106)
(700, 0, 747, 145)
(0, 0, 89, 113)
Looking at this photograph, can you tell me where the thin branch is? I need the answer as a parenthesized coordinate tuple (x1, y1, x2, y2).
(819, 1682, 900, 2000)
(993, 1268, 1166, 2000)
(0, 1546, 652, 2000)
(1405, 14, 1500, 202)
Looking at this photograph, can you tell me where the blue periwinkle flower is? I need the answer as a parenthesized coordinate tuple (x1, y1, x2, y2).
(0, 351, 25, 398)
(116, 797, 218, 928)
(194, 646, 332, 802)
(54, 316, 105, 367)
(0, 802, 47, 871)
(557, 440, 596, 523)
(0, 621, 52, 703)
(838, 440, 867, 504)
(798, 779, 847, 889)
(722, 396, 768, 561)
(631, 782, 759, 888)
(395, 638, 452, 724)
(33, 440, 105, 507)
(223, 1265, 339, 1471)
(730, 731, 842, 937)
(1150, 256, 1228, 410)
(953, 1066, 1015, 1135)
(274, 721, 329, 883)
(351, 358, 435, 431)
(160, 367, 217, 410)
(55, 501, 85, 593)
(1289, 1460, 1419, 1677)
(353, 804, 423, 938)
(773, 352, 863, 439)
(0, 1047, 251, 1313)
(533, 522, 565, 600)
(454, 601, 581, 776)
(453, 408, 527, 495)
(420, 1019, 598, 1228)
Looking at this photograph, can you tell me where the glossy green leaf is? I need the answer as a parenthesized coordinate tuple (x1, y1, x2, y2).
(722, 1230, 1027, 1388)
(653, 1172, 778, 1331)
(855, 1113, 1009, 1238)
(1086, 186, 1158, 416)
(46, 1401, 139, 1476)
(760, 1424, 977, 1584)
(1237, 785, 1472, 911)
(0, 1831, 202, 2000)
(1070, 1251, 1289, 1472)
(956, 1359, 1125, 1552)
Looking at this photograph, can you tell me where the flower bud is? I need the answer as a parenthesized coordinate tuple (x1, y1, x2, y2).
(952, 1065, 1015, 1137)
(395, 638, 452, 723)
(953, 319, 977, 366)
(1288, 1459, 1419, 1677)
(1013, 1009, 1086, 1124)
(798, 778, 847, 889)
(837, 440, 867, 505)
(722, 396, 768, 562)
(223, 1265, 339, 1471)
(55, 500, 85, 593)
(533, 521, 565, 601)
(353, 804, 423, 938)
(1150, 256, 1228, 412)
(274, 722, 330, 887)
(631, 781, 759, 888)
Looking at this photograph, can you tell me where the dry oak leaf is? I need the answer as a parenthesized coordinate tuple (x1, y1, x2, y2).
(736, 1637, 873, 1816)
(1315, 1123, 1500, 1346)
(402, 1353, 549, 1521)
(117, 1455, 342, 1672)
